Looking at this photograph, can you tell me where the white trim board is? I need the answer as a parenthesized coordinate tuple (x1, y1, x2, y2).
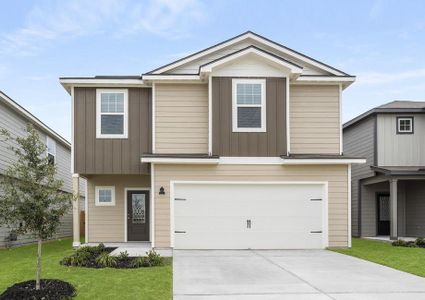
(348, 164, 352, 248)
(141, 157, 219, 164)
(152, 83, 156, 153)
(95, 89, 129, 139)
(124, 187, 151, 243)
(169, 180, 329, 249)
(150, 164, 155, 247)
(281, 158, 366, 165)
(232, 78, 267, 133)
(84, 178, 88, 243)
(141, 156, 366, 165)
(219, 157, 283, 164)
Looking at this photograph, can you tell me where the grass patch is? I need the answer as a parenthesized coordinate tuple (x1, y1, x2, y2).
(331, 238, 425, 277)
(0, 238, 172, 299)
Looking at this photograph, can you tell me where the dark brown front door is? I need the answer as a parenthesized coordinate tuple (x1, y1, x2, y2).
(377, 193, 390, 236)
(127, 190, 149, 241)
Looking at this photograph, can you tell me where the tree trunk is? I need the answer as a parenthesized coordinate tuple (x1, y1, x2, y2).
(36, 239, 42, 290)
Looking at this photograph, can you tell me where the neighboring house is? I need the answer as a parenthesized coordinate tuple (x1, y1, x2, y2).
(344, 101, 425, 240)
(0, 91, 86, 248)
(61, 31, 364, 250)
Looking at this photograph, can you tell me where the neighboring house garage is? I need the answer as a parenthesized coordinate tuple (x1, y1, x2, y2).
(173, 182, 327, 249)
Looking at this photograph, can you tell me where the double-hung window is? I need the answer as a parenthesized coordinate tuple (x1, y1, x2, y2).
(46, 136, 56, 165)
(96, 89, 128, 138)
(232, 79, 266, 132)
(95, 186, 115, 206)
(397, 117, 414, 134)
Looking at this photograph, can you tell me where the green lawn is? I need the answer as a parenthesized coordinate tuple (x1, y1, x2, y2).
(0, 238, 172, 299)
(331, 238, 425, 277)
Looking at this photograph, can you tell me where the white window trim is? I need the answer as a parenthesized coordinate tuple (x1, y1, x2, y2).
(96, 89, 128, 139)
(46, 136, 56, 163)
(232, 79, 266, 132)
(397, 117, 413, 133)
(95, 186, 116, 206)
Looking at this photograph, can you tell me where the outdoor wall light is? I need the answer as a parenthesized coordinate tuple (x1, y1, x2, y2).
(159, 186, 165, 195)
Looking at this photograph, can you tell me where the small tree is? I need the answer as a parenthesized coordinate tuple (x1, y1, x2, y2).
(0, 124, 72, 290)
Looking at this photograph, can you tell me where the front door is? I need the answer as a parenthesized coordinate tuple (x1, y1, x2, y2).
(377, 193, 390, 236)
(127, 190, 149, 241)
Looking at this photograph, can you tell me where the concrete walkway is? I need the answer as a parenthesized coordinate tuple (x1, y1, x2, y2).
(173, 250, 425, 299)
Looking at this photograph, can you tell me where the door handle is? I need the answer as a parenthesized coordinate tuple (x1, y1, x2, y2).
(247, 219, 251, 229)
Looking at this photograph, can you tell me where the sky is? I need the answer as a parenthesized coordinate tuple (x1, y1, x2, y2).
(1, 0, 424, 141)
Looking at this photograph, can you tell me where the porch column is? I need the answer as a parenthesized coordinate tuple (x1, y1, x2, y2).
(72, 174, 80, 248)
(390, 178, 398, 240)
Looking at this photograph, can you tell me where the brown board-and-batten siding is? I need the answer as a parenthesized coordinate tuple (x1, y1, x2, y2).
(74, 87, 152, 175)
(212, 77, 287, 156)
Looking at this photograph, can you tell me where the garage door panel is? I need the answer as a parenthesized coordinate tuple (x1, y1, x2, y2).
(174, 183, 325, 249)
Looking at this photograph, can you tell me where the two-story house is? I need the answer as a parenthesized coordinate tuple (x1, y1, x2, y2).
(344, 101, 425, 240)
(61, 31, 364, 250)
(0, 91, 86, 248)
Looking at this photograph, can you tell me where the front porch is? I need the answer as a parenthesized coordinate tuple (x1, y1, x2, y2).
(359, 168, 425, 240)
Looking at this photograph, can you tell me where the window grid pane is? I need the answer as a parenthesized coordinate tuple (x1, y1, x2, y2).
(101, 93, 124, 113)
(399, 119, 412, 131)
(99, 189, 112, 203)
(236, 83, 262, 105)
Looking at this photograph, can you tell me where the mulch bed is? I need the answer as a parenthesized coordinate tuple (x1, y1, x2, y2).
(0, 279, 75, 300)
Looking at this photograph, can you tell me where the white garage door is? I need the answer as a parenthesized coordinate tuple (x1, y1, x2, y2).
(173, 183, 327, 249)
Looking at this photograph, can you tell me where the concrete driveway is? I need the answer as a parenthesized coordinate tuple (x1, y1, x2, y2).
(173, 250, 425, 299)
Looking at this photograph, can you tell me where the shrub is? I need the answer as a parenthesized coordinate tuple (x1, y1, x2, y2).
(117, 250, 129, 260)
(416, 237, 425, 248)
(392, 240, 416, 247)
(131, 257, 151, 268)
(61, 250, 91, 266)
(95, 252, 117, 268)
(146, 250, 163, 266)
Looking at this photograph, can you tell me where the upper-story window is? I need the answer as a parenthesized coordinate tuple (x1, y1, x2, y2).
(96, 89, 128, 139)
(232, 79, 266, 132)
(397, 117, 414, 134)
(46, 136, 56, 165)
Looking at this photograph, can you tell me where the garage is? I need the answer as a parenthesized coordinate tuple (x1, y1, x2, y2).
(172, 182, 327, 249)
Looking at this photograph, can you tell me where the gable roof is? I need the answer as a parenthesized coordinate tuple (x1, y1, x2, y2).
(377, 100, 425, 109)
(343, 100, 425, 130)
(0, 91, 70, 148)
(199, 45, 303, 75)
(145, 31, 351, 76)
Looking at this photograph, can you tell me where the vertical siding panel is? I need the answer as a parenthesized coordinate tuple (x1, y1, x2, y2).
(276, 78, 286, 155)
(267, 78, 277, 156)
(212, 77, 286, 157)
(220, 78, 230, 156)
(212, 78, 221, 155)
(112, 141, 121, 173)
(74, 87, 151, 175)
(129, 88, 140, 174)
(85, 89, 96, 173)
(103, 141, 113, 173)
(76, 89, 86, 173)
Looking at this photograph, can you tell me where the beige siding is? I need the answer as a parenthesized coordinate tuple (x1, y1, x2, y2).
(86, 175, 150, 243)
(290, 85, 340, 154)
(155, 84, 208, 153)
(154, 164, 348, 248)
